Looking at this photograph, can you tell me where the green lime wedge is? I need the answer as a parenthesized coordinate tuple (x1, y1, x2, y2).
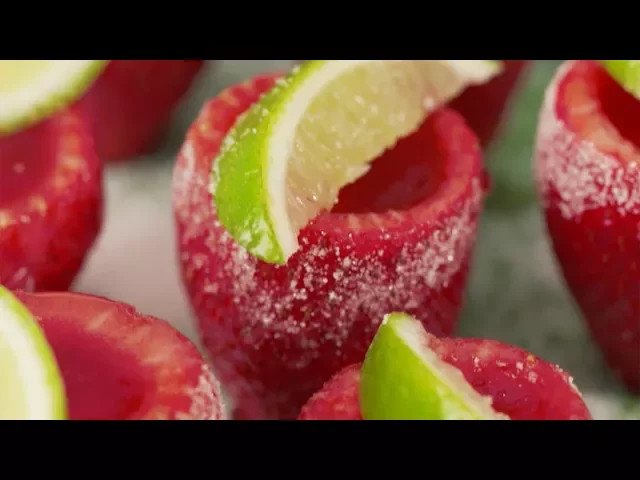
(213, 60, 503, 264)
(599, 60, 640, 99)
(0, 286, 67, 420)
(0, 60, 108, 136)
(359, 312, 509, 420)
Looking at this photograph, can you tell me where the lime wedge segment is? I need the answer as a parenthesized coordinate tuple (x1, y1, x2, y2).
(0, 60, 108, 135)
(359, 312, 509, 420)
(213, 60, 502, 264)
(599, 60, 640, 99)
(0, 287, 67, 420)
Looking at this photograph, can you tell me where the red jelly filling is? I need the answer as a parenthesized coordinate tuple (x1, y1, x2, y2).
(39, 317, 154, 420)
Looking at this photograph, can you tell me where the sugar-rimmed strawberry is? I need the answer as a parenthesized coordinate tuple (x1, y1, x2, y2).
(535, 60, 640, 392)
(299, 313, 592, 420)
(77, 60, 204, 162)
(14, 291, 226, 420)
(173, 65, 492, 419)
(0, 107, 102, 292)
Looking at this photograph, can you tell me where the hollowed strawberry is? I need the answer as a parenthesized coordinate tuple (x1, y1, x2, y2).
(299, 335, 592, 420)
(14, 291, 226, 420)
(535, 60, 640, 392)
(173, 74, 489, 420)
(450, 60, 529, 146)
(0, 107, 102, 292)
(77, 60, 205, 162)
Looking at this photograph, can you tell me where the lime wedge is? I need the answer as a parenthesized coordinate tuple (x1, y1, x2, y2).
(213, 60, 502, 264)
(0, 60, 108, 136)
(359, 312, 509, 420)
(0, 287, 67, 420)
(599, 60, 640, 99)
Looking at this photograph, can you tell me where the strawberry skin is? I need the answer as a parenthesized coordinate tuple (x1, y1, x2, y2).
(173, 74, 488, 419)
(298, 364, 362, 420)
(450, 60, 529, 146)
(299, 336, 592, 420)
(0, 107, 103, 292)
(14, 291, 226, 420)
(77, 60, 204, 162)
(535, 60, 640, 392)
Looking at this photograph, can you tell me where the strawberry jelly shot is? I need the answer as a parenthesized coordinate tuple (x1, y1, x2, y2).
(0, 107, 102, 292)
(173, 74, 489, 419)
(535, 60, 640, 392)
(77, 60, 205, 162)
(15, 291, 226, 420)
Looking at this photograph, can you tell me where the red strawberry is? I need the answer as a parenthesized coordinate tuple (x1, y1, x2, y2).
(77, 60, 204, 162)
(173, 74, 489, 419)
(535, 60, 640, 392)
(299, 335, 592, 420)
(450, 60, 529, 146)
(0, 107, 102, 292)
(14, 291, 226, 420)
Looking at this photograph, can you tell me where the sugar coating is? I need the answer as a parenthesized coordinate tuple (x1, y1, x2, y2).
(535, 60, 640, 220)
(177, 364, 226, 420)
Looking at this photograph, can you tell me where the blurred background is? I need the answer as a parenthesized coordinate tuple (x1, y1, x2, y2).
(71, 60, 637, 419)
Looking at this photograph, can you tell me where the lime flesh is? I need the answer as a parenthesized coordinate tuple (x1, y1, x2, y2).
(599, 60, 640, 99)
(213, 60, 502, 264)
(0, 287, 67, 420)
(0, 61, 59, 91)
(359, 312, 509, 420)
(0, 60, 108, 136)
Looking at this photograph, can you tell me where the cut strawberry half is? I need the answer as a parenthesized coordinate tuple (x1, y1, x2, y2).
(0, 107, 102, 292)
(298, 335, 592, 420)
(451, 60, 529, 146)
(535, 60, 640, 392)
(14, 291, 226, 420)
(173, 74, 489, 419)
(77, 60, 205, 162)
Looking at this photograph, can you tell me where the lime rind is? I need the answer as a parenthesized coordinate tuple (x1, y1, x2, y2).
(599, 60, 640, 99)
(360, 312, 508, 420)
(0, 287, 67, 420)
(0, 60, 109, 136)
(212, 61, 325, 264)
(213, 60, 503, 265)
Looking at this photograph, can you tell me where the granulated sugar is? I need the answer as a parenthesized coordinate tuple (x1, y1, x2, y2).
(177, 364, 226, 420)
(535, 60, 640, 220)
